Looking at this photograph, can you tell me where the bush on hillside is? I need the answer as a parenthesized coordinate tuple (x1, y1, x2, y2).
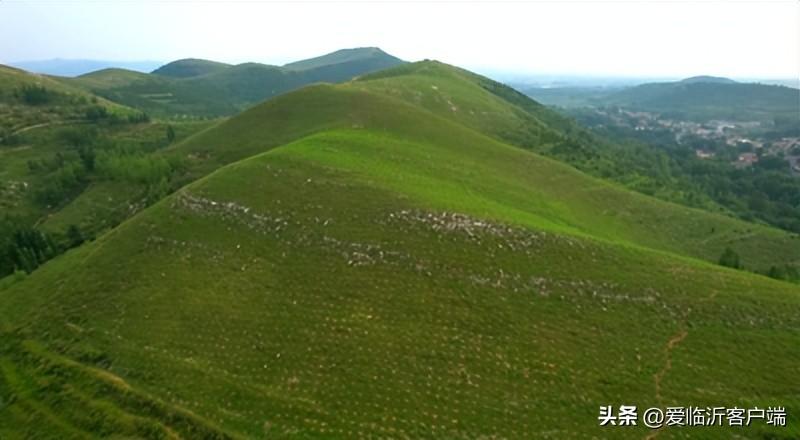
(719, 247, 742, 269)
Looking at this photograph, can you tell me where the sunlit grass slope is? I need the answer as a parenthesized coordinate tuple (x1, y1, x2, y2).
(1, 61, 798, 439)
(170, 78, 800, 272)
(1, 125, 799, 439)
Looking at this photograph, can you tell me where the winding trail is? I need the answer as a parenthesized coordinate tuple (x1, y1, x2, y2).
(653, 328, 688, 405)
(644, 288, 719, 440)
(644, 328, 688, 440)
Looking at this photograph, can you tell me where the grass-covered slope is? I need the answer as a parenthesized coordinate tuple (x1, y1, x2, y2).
(151, 58, 232, 78)
(1, 124, 799, 439)
(1, 61, 799, 439)
(0, 64, 140, 136)
(283, 47, 402, 71)
(170, 78, 800, 273)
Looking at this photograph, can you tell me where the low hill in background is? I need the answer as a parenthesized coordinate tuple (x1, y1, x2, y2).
(678, 75, 737, 85)
(600, 78, 799, 121)
(1, 60, 798, 439)
(151, 58, 232, 78)
(0, 65, 144, 136)
(283, 47, 403, 71)
(7, 59, 163, 77)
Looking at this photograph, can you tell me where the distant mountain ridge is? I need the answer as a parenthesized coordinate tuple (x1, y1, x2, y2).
(7, 59, 164, 77)
(60, 47, 407, 116)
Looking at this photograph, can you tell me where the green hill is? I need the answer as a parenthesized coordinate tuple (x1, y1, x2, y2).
(72, 68, 156, 89)
(678, 75, 737, 85)
(170, 69, 800, 273)
(283, 47, 404, 73)
(0, 63, 214, 281)
(151, 58, 232, 78)
(601, 79, 799, 121)
(65, 48, 406, 117)
(0, 65, 142, 136)
(1, 61, 799, 439)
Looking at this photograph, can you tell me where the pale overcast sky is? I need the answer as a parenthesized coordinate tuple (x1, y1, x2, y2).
(0, 0, 797, 78)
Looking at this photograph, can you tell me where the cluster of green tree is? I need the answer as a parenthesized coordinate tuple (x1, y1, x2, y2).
(15, 84, 60, 105)
(0, 217, 59, 276)
(7, 84, 150, 126)
(85, 104, 150, 124)
(24, 126, 182, 209)
(95, 150, 179, 185)
(1, 124, 185, 277)
(34, 161, 88, 206)
(0, 216, 88, 277)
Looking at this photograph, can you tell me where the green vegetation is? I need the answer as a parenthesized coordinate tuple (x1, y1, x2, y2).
(1, 60, 799, 438)
(283, 47, 403, 72)
(0, 66, 214, 277)
(0, 65, 146, 139)
(152, 58, 232, 78)
(565, 105, 800, 235)
(63, 48, 406, 117)
(600, 80, 800, 122)
(718, 247, 741, 269)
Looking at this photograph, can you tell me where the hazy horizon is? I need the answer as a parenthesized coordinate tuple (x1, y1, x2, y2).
(1, 0, 798, 79)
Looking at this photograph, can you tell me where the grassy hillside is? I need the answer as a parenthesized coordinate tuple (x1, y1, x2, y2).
(1, 61, 799, 438)
(0, 68, 214, 279)
(152, 58, 232, 78)
(2, 127, 798, 439)
(71, 68, 157, 89)
(0, 65, 143, 137)
(283, 47, 403, 72)
(65, 48, 406, 117)
(171, 67, 800, 273)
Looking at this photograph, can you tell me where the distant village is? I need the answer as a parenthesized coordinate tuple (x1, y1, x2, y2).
(592, 108, 800, 176)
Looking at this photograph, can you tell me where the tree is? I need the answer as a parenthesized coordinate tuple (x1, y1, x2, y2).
(166, 125, 176, 143)
(718, 247, 742, 269)
(66, 225, 84, 247)
(78, 146, 95, 171)
(18, 85, 55, 105)
(85, 105, 109, 121)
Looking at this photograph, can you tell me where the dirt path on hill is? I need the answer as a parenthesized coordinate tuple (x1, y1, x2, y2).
(644, 288, 719, 440)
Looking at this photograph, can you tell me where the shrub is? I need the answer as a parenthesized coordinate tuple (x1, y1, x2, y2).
(718, 247, 742, 269)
